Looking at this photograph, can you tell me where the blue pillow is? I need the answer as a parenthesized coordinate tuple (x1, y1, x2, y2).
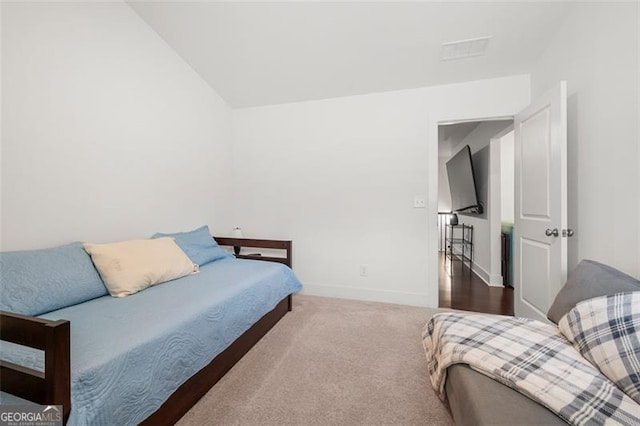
(151, 225, 232, 266)
(0, 242, 108, 316)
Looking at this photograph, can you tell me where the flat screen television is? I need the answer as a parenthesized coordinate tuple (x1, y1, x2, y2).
(446, 145, 482, 213)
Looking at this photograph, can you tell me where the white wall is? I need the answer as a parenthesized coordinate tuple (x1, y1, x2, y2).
(228, 75, 530, 307)
(530, 2, 639, 278)
(1, 2, 233, 250)
(500, 131, 515, 224)
(450, 121, 512, 285)
(437, 156, 452, 212)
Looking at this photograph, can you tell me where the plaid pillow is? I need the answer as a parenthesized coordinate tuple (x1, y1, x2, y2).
(559, 292, 640, 405)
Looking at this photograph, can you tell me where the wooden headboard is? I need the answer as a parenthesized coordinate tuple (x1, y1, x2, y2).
(213, 237, 292, 268)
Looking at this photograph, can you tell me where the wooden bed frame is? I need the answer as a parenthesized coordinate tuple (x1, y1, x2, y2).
(0, 237, 294, 425)
(214, 237, 292, 267)
(0, 312, 71, 421)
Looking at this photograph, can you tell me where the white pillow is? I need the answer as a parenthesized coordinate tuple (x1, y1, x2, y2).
(84, 238, 198, 298)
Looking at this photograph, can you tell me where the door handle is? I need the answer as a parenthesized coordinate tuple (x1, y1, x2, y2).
(562, 229, 574, 237)
(545, 228, 559, 237)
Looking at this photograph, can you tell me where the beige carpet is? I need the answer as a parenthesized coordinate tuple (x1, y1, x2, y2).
(177, 294, 453, 425)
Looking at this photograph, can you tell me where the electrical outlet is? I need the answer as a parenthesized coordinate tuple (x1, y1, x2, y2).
(359, 264, 368, 277)
(414, 195, 426, 208)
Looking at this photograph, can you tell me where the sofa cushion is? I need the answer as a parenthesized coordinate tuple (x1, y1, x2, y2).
(559, 292, 640, 405)
(84, 238, 198, 298)
(151, 225, 232, 266)
(0, 242, 107, 316)
(547, 260, 640, 324)
(446, 364, 565, 426)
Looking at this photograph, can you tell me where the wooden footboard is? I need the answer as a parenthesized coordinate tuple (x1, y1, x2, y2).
(0, 311, 71, 423)
(1, 295, 292, 426)
(137, 237, 294, 423)
(141, 294, 292, 425)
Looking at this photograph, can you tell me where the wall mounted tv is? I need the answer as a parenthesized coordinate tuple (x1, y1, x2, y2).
(446, 145, 483, 214)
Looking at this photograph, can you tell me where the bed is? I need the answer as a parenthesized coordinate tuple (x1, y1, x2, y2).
(0, 237, 301, 425)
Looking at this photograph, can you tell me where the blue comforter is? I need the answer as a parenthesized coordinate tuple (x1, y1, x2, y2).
(1, 258, 302, 425)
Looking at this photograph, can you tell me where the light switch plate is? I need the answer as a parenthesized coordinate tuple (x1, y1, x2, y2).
(359, 264, 368, 277)
(414, 195, 426, 208)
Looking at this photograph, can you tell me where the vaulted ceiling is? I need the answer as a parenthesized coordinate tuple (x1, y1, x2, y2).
(128, 1, 574, 108)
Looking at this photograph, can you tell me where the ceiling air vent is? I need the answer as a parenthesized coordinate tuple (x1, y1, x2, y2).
(441, 36, 492, 61)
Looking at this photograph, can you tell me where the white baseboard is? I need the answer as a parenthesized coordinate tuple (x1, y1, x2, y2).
(470, 263, 491, 285)
(488, 273, 504, 287)
(469, 264, 504, 287)
(300, 284, 435, 308)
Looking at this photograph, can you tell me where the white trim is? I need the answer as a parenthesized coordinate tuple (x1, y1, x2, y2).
(491, 124, 515, 141)
(450, 258, 503, 287)
(488, 136, 502, 288)
(488, 127, 514, 289)
(301, 284, 432, 308)
(450, 254, 504, 287)
(489, 274, 504, 287)
(472, 262, 490, 285)
(427, 118, 440, 308)
(438, 116, 514, 126)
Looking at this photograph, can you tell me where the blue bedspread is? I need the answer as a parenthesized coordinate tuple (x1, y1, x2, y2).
(1, 258, 302, 425)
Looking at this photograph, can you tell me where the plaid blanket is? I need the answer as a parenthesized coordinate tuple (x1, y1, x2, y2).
(423, 313, 640, 425)
(559, 292, 640, 405)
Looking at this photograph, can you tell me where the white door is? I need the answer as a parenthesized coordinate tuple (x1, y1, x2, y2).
(514, 81, 568, 321)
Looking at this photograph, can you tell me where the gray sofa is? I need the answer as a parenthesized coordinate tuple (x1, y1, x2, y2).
(442, 259, 640, 425)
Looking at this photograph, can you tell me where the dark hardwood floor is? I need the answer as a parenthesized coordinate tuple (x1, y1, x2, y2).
(438, 252, 514, 315)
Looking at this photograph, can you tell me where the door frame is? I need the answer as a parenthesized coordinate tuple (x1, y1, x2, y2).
(488, 125, 515, 287)
(428, 114, 515, 308)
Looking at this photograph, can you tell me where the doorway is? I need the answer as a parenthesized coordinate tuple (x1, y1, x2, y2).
(437, 119, 515, 315)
